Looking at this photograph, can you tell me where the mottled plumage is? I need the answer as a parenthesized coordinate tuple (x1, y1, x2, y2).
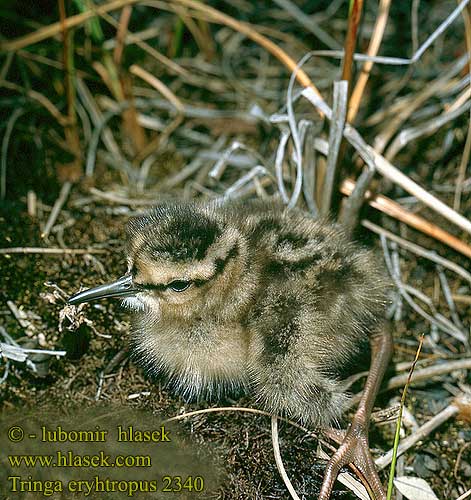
(122, 199, 390, 427)
(68, 197, 393, 499)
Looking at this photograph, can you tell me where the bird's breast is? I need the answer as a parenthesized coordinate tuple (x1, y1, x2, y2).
(131, 316, 251, 397)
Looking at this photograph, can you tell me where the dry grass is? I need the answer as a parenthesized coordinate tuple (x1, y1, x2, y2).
(1, 1, 470, 499)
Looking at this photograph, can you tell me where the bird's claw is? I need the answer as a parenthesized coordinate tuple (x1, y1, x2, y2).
(319, 419, 386, 500)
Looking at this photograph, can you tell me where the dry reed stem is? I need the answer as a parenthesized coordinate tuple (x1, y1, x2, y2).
(9, 0, 468, 244)
(341, 0, 364, 89)
(0, 0, 322, 99)
(271, 416, 301, 500)
(92, 61, 117, 97)
(0, 0, 139, 52)
(385, 359, 471, 393)
(129, 64, 184, 113)
(0, 247, 106, 254)
(348, 0, 391, 122)
(113, 5, 132, 66)
(456, 488, 471, 500)
(41, 181, 72, 239)
(454, 2, 471, 211)
(373, 74, 461, 154)
(361, 220, 471, 283)
(452, 294, 471, 304)
(58, 0, 81, 172)
(349, 359, 471, 407)
(99, 8, 188, 77)
(341, 178, 471, 259)
(15, 0, 468, 246)
(376, 395, 470, 470)
(304, 87, 471, 235)
(367, 150, 471, 237)
(0, 80, 68, 126)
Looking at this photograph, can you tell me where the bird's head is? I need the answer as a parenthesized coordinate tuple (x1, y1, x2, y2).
(68, 201, 252, 321)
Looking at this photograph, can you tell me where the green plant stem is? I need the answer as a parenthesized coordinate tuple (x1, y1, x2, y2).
(386, 333, 424, 500)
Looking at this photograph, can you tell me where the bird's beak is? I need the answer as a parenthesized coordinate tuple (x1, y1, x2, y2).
(68, 273, 137, 305)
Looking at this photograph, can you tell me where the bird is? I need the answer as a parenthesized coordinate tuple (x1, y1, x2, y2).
(68, 198, 393, 500)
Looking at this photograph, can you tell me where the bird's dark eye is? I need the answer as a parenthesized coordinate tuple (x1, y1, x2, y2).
(168, 280, 191, 292)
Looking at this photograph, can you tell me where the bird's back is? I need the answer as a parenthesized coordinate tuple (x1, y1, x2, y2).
(221, 200, 390, 425)
(127, 198, 390, 426)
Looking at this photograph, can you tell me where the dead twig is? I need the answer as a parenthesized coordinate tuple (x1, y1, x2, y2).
(0, 0, 323, 100)
(456, 489, 471, 500)
(321, 81, 348, 216)
(0, 247, 106, 255)
(302, 87, 471, 235)
(386, 359, 471, 392)
(0, 80, 68, 126)
(454, 2, 471, 211)
(348, 0, 391, 122)
(271, 416, 301, 500)
(341, 178, 471, 259)
(113, 5, 132, 66)
(41, 182, 72, 239)
(376, 393, 471, 470)
(129, 64, 184, 113)
(341, 0, 364, 93)
(360, 220, 471, 284)
(0, 0, 139, 52)
(350, 359, 471, 407)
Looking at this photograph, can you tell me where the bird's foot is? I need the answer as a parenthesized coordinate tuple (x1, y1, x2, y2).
(319, 418, 385, 500)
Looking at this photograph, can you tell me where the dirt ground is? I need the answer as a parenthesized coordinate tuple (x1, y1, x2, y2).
(1, 180, 470, 499)
(1, 1, 471, 499)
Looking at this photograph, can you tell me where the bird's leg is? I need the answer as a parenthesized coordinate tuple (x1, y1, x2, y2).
(318, 325, 393, 500)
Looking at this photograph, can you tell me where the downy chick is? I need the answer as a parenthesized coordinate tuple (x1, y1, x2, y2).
(68, 198, 392, 499)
